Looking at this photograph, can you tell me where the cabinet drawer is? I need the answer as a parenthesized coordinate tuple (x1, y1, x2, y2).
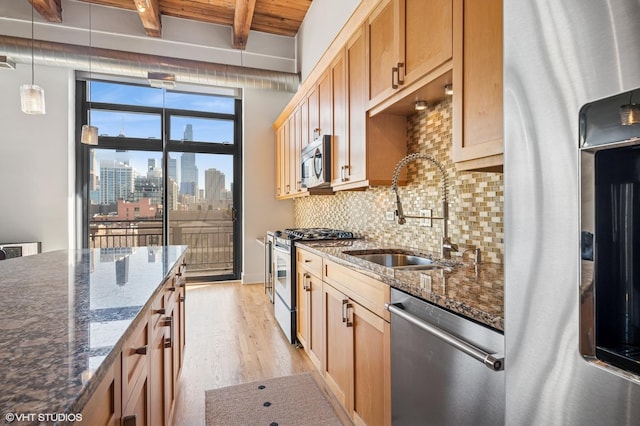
(297, 248, 323, 277)
(122, 315, 150, 400)
(324, 259, 391, 321)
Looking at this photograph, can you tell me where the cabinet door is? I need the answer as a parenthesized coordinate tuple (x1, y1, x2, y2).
(367, 0, 400, 107)
(331, 51, 348, 187)
(307, 85, 319, 143)
(296, 267, 309, 349)
(351, 302, 391, 426)
(288, 112, 301, 194)
(344, 26, 367, 187)
(163, 302, 177, 426)
(318, 69, 332, 140)
(307, 273, 324, 371)
(323, 283, 353, 408)
(452, 0, 503, 170)
(275, 125, 285, 198)
(81, 360, 121, 426)
(149, 312, 168, 426)
(402, 0, 452, 85)
(122, 373, 149, 426)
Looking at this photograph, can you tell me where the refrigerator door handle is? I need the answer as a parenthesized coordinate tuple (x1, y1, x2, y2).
(386, 303, 504, 371)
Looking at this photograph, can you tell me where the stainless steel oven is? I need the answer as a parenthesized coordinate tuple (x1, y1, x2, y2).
(270, 228, 356, 344)
(301, 135, 332, 189)
(580, 87, 640, 378)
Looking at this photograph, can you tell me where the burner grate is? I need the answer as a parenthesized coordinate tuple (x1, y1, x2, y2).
(284, 227, 355, 240)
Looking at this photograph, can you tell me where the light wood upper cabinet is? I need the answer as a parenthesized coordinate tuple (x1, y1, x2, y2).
(452, 0, 503, 171)
(275, 105, 307, 200)
(333, 25, 407, 191)
(367, 0, 400, 107)
(367, 0, 453, 110)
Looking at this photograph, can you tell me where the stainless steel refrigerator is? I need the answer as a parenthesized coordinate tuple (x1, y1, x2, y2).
(505, 0, 640, 424)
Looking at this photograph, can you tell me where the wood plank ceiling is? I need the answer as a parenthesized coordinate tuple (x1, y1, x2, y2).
(27, 0, 313, 49)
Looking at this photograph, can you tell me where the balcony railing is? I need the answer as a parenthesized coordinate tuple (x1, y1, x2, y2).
(89, 219, 233, 276)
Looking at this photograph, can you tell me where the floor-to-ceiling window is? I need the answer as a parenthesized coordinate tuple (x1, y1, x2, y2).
(76, 78, 242, 281)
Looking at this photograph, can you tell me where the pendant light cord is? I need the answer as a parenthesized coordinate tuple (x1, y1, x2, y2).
(31, 3, 34, 85)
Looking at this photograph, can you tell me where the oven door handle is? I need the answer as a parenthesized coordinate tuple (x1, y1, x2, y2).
(386, 303, 504, 371)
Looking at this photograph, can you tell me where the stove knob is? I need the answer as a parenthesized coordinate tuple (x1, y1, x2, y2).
(275, 230, 282, 237)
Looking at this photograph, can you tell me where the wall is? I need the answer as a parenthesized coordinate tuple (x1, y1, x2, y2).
(295, 98, 504, 264)
(0, 63, 73, 252)
(242, 88, 294, 284)
(296, 0, 361, 80)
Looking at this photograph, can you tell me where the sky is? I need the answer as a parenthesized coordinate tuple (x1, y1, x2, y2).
(89, 81, 236, 190)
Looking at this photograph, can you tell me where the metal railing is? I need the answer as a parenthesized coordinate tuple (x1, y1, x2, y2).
(89, 219, 233, 275)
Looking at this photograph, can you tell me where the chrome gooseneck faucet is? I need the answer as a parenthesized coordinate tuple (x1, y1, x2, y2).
(391, 153, 458, 259)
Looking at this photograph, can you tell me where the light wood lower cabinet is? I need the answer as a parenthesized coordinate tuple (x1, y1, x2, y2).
(296, 249, 324, 371)
(323, 279, 391, 426)
(296, 246, 391, 426)
(81, 256, 186, 426)
(80, 358, 121, 426)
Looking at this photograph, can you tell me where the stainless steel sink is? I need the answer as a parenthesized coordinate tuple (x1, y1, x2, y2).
(343, 250, 443, 270)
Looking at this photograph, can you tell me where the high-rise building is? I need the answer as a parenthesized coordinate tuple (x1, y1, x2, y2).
(180, 125, 198, 197)
(168, 158, 177, 182)
(205, 168, 225, 204)
(100, 160, 135, 204)
(180, 153, 198, 196)
(183, 123, 194, 141)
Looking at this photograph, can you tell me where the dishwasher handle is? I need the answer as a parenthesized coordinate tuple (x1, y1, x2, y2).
(386, 303, 504, 371)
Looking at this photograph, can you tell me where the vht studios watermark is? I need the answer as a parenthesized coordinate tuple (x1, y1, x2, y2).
(4, 412, 83, 423)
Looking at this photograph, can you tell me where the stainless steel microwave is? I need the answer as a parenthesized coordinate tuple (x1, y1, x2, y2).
(301, 135, 332, 188)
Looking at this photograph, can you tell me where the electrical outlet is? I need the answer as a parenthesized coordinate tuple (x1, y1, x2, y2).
(420, 209, 432, 227)
(386, 210, 395, 221)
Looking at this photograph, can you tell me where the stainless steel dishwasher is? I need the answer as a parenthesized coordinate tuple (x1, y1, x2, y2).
(388, 288, 505, 425)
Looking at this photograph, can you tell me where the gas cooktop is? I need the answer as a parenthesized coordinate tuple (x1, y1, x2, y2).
(283, 227, 356, 241)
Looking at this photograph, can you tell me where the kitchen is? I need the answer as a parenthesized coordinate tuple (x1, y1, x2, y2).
(1, 0, 640, 425)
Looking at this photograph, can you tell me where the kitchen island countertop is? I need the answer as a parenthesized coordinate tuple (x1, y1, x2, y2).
(297, 239, 504, 331)
(0, 245, 187, 423)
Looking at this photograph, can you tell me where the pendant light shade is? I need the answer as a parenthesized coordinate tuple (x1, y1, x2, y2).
(20, 83, 46, 114)
(21, 4, 45, 115)
(81, 124, 99, 145)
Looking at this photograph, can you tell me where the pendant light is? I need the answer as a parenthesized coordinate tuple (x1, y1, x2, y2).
(81, 0, 98, 145)
(20, 4, 45, 114)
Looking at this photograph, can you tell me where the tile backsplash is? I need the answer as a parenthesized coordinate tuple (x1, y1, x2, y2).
(294, 98, 504, 264)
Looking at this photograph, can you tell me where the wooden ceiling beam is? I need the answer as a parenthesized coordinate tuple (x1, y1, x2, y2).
(28, 0, 62, 23)
(233, 0, 257, 49)
(134, 0, 162, 38)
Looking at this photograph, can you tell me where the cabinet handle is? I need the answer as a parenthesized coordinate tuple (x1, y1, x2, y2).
(392, 66, 399, 89)
(345, 302, 353, 327)
(163, 316, 174, 348)
(168, 286, 176, 292)
(176, 271, 182, 277)
(342, 299, 348, 323)
(342, 165, 350, 182)
(180, 295, 185, 303)
(134, 345, 148, 355)
(397, 62, 405, 85)
(155, 308, 166, 315)
(123, 415, 136, 426)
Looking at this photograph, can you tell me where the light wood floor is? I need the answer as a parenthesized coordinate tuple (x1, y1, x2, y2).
(173, 282, 317, 426)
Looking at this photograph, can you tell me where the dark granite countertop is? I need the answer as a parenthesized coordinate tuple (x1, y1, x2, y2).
(296, 239, 504, 332)
(0, 246, 187, 423)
